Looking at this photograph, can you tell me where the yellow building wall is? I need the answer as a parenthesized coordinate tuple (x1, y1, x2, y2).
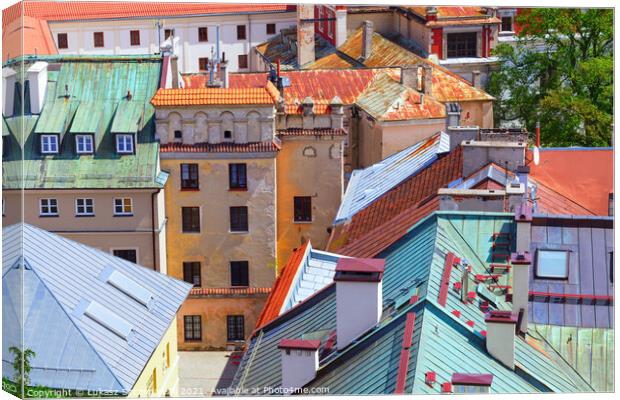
(276, 136, 344, 267)
(129, 319, 180, 398)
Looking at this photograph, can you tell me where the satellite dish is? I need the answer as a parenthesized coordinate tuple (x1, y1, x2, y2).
(532, 146, 540, 165)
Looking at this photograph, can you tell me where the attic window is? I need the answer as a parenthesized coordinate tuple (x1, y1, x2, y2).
(41, 135, 59, 154)
(116, 134, 134, 154)
(536, 250, 569, 279)
(452, 373, 493, 394)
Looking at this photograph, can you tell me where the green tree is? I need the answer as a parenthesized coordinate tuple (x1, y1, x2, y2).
(9, 346, 35, 398)
(487, 8, 613, 146)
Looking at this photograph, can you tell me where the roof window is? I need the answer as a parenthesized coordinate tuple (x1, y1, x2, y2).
(106, 269, 153, 308)
(536, 250, 569, 279)
(84, 300, 133, 340)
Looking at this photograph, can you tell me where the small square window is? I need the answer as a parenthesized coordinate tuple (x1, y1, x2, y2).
(184, 315, 202, 341)
(57, 33, 68, 49)
(165, 29, 175, 40)
(294, 196, 312, 222)
(237, 25, 246, 40)
(93, 32, 104, 47)
(174, 130, 183, 140)
(130, 30, 141, 46)
(238, 54, 248, 69)
(76, 135, 94, 154)
(230, 206, 248, 232)
(198, 58, 209, 72)
(227, 315, 245, 341)
(536, 250, 569, 279)
(116, 134, 134, 154)
(113, 249, 137, 263)
(198, 27, 208, 42)
(501, 16, 513, 32)
(40, 198, 58, 216)
(41, 135, 59, 154)
(114, 198, 133, 216)
(223, 130, 232, 140)
(266, 23, 276, 35)
(76, 198, 94, 216)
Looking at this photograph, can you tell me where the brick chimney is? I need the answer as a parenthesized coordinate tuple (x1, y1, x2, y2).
(297, 5, 315, 67)
(510, 252, 531, 334)
(400, 66, 419, 91)
(485, 310, 517, 369)
(334, 258, 385, 350)
(278, 339, 320, 391)
(361, 20, 373, 61)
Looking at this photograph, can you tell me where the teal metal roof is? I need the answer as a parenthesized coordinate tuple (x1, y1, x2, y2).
(233, 212, 598, 394)
(2, 55, 163, 190)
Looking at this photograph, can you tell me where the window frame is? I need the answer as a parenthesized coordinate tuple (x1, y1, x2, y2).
(446, 32, 478, 58)
(182, 206, 201, 233)
(130, 30, 141, 46)
(230, 261, 249, 287)
(236, 25, 247, 40)
(229, 163, 247, 190)
(198, 57, 209, 72)
(115, 134, 134, 154)
(501, 16, 514, 33)
(183, 261, 202, 287)
(229, 206, 249, 233)
(113, 197, 133, 216)
(57, 32, 68, 49)
(75, 134, 94, 154)
(266, 23, 276, 35)
(535, 249, 570, 280)
(294, 196, 312, 222)
(75, 198, 95, 216)
(93, 31, 105, 48)
(39, 198, 58, 217)
(164, 28, 175, 40)
(238, 54, 248, 69)
(41, 134, 59, 154)
(184, 315, 202, 341)
(112, 248, 138, 264)
(180, 163, 199, 190)
(226, 315, 245, 341)
(198, 27, 209, 42)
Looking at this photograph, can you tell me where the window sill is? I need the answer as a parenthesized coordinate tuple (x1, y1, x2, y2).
(113, 214, 134, 217)
(229, 230, 249, 235)
(229, 188, 248, 192)
(184, 339, 203, 343)
(182, 230, 202, 234)
(180, 188, 200, 192)
(39, 214, 59, 218)
(293, 220, 313, 224)
(75, 214, 95, 217)
(76, 152, 94, 155)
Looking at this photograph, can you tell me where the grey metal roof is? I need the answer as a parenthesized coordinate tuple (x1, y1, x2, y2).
(2, 224, 192, 393)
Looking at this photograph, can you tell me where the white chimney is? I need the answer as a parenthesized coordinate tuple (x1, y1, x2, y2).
(335, 258, 385, 350)
(485, 311, 517, 369)
(278, 339, 321, 391)
(3, 67, 17, 117)
(334, 7, 348, 47)
(510, 251, 531, 333)
(296, 5, 315, 67)
(514, 204, 532, 253)
(27, 61, 48, 114)
(361, 20, 373, 60)
(471, 70, 481, 88)
(505, 180, 525, 212)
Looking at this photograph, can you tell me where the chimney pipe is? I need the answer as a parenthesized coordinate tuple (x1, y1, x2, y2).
(422, 65, 433, 95)
(278, 339, 320, 391)
(471, 70, 481, 89)
(535, 121, 540, 147)
(361, 20, 374, 60)
(26, 62, 48, 114)
(510, 252, 531, 334)
(485, 311, 517, 369)
(334, 258, 385, 350)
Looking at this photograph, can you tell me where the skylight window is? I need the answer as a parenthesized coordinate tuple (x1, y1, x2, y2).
(84, 300, 133, 340)
(536, 250, 569, 279)
(107, 270, 153, 308)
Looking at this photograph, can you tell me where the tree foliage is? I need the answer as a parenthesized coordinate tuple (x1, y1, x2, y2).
(487, 8, 613, 146)
(9, 346, 36, 398)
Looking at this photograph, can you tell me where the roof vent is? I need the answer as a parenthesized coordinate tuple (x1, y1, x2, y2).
(102, 267, 154, 308)
(84, 300, 133, 340)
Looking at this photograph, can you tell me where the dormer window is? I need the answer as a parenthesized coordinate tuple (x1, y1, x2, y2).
(41, 135, 59, 154)
(76, 134, 94, 154)
(116, 134, 134, 154)
(536, 250, 569, 279)
(452, 373, 493, 394)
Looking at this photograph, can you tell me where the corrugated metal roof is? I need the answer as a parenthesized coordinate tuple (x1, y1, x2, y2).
(34, 98, 72, 135)
(334, 132, 449, 223)
(110, 101, 144, 133)
(69, 102, 102, 134)
(2, 223, 192, 392)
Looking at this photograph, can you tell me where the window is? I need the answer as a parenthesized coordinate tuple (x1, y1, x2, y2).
(93, 32, 104, 47)
(230, 206, 248, 232)
(294, 196, 312, 222)
(116, 134, 134, 154)
(223, 130, 232, 140)
(231, 261, 249, 287)
(151, 368, 157, 395)
(227, 315, 245, 341)
(608, 193, 613, 217)
(183, 262, 201, 286)
(236, 25, 246, 40)
(76, 198, 94, 216)
(229, 163, 247, 190)
(13, 81, 21, 117)
(165, 29, 175, 39)
(266, 23, 276, 35)
(501, 16, 513, 32)
(238, 54, 248, 69)
(41, 135, 59, 154)
(165, 343, 170, 370)
(536, 250, 569, 279)
(113, 249, 137, 263)
(182, 207, 201, 233)
(114, 197, 133, 216)
(198, 27, 208, 42)
(174, 130, 183, 140)
(452, 373, 492, 393)
(39, 198, 58, 216)
(447, 32, 478, 58)
(130, 30, 140, 46)
(2, 137, 8, 158)
(198, 57, 209, 71)
(76, 135, 94, 154)
(181, 164, 199, 189)
(184, 315, 202, 341)
(57, 33, 68, 49)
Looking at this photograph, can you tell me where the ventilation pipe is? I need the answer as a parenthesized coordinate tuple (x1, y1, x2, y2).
(485, 310, 517, 369)
(278, 339, 321, 391)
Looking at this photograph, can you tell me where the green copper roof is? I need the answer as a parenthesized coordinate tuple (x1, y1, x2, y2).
(2, 56, 164, 190)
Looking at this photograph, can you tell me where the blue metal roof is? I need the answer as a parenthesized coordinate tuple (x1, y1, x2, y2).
(2, 224, 192, 393)
(334, 132, 450, 224)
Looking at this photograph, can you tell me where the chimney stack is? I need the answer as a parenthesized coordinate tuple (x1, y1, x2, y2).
(461, 140, 526, 177)
(296, 5, 315, 67)
(278, 339, 320, 391)
(220, 53, 229, 88)
(485, 310, 517, 369)
(334, 258, 385, 350)
(535, 121, 541, 147)
(514, 203, 532, 253)
(505, 179, 525, 212)
(330, 96, 344, 130)
(170, 55, 180, 88)
(361, 20, 374, 60)
(26, 62, 48, 114)
(400, 66, 419, 91)
(422, 65, 433, 95)
(471, 70, 481, 89)
(426, 6, 438, 21)
(510, 251, 531, 334)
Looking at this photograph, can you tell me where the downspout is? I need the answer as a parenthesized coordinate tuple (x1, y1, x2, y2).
(151, 188, 161, 271)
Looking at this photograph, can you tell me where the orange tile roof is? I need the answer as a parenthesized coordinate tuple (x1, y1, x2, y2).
(255, 242, 310, 329)
(529, 148, 613, 216)
(407, 6, 488, 19)
(2, 14, 57, 62)
(277, 128, 347, 137)
(150, 84, 279, 106)
(190, 287, 271, 297)
(160, 141, 280, 154)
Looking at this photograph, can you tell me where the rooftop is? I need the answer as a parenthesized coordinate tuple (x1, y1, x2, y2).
(2, 223, 192, 392)
(150, 83, 280, 107)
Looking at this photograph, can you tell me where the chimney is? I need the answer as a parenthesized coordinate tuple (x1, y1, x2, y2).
(426, 6, 438, 21)
(471, 70, 481, 89)
(170, 55, 180, 88)
(361, 20, 373, 60)
(334, 258, 385, 350)
(3, 67, 18, 116)
(26, 62, 48, 114)
(510, 251, 532, 333)
(535, 121, 541, 147)
(422, 65, 433, 95)
(516, 165, 529, 192)
(446, 126, 478, 152)
(278, 339, 320, 391)
(485, 310, 517, 369)
(400, 66, 418, 91)
(296, 5, 315, 67)
(445, 102, 461, 131)
(334, 6, 348, 47)
(330, 96, 344, 130)
(220, 53, 229, 89)
(505, 179, 525, 212)
(514, 204, 532, 253)
(461, 140, 526, 177)
(302, 97, 315, 129)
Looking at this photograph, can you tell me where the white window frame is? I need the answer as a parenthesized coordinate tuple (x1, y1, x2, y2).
(41, 135, 59, 154)
(116, 134, 134, 154)
(39, 198, 58, 216)
(113, 197, 133, 216)
(536, 249, 569, 279)
(75, 198, 95, 216)
(76, 134, 94, 154)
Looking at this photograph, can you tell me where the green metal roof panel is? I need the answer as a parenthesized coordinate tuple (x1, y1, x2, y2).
(2, 117, 10, 137)
(111, 101, 144, 134)
(69, 102, 102, 134)
(34, 99, 72, 135)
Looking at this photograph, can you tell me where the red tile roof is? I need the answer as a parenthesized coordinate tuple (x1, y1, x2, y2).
(255, 242, 310, 329)
(151, 83, 279, 106)
(190, 287, 271, 296)
(160, 141, 280, 153)
(529, 148, 613, 216)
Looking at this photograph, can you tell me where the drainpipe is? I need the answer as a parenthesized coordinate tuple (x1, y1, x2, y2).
(151, 188, 161, 271)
